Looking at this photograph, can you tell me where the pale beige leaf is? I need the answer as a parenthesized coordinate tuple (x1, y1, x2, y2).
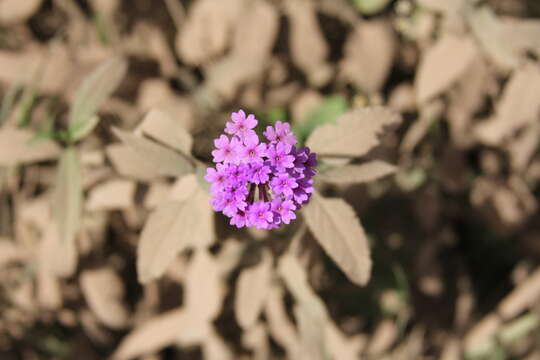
(415, 34, 477, 103)
(242, 323, 270, 360)
(340, 20, 396, 93)
(106, 144, 162, 181)
(0, 238, 24, 267)
(112, 309, 185, 360)
(0, 0, 42, 25)
(501, 18, 540, 59)
(285, 0, 331, 86)
(80, 268, 129, 329)
(143, 182, 171, 209)
(36, 266, 62, 310)
(176, 0, 244, 65)
(137, 108, 193, 155)
(0, 44, 72, 93)
(264, 285, 301, 359)
(185, 248, 223, 322)
(401, 99, 444, 153)
(467, 6, 520, 71)
(40, 222, 77, 278)
(54, 148, 82, 247)
(203, 330, 235, 360)
(498, 267, 540, 320)
(320, 161, 396, 185)
(235, 249, 273, 329)
(367, 319, 398, 355)
(475, 62, 540, 145)
(69, 57, 128, 140)
(0, 127, 61, 166)
(205, 0, 278, 99)
(86, 179, 135, 211)
(112, 127, 193, 177)
(306, 106, 401, 159)
(278, 254, 329, 360)
(137, 177, 214, 283)
(303, 191, 372, 285)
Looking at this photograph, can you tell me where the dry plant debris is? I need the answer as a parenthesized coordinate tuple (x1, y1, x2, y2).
(1, 0, 540, 359)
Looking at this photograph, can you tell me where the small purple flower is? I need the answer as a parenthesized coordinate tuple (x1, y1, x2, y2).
(267, 142, 295, 171)
(264, 121, 297, 147)
(225, 110, 258, 142)
(206, 110, 317, 229)
(271, 198, 296, 224)
(240, 135, 266, 164)
(212, 135, 242, 164)
(250, 163, 271, 185)
(270, 173, 298, 197)
(247, 201, 274, 229)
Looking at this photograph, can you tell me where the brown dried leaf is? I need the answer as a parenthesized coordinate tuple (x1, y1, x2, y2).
(303, 191, 372, 285)
(185, 248, 223, 322)
(136, 108, 193, 156)
(415, 34, 477, 103)
(112, 127, 193, 177)
(235, 249, 273, 329)
(205, 0, 278, 100)
(86, 179, 135, 211)
(306, 106, 401, 160)
(285, 0, 331, 86)
(264, 285, 301, 358)
(0, 0, 42, 25)
(467, 6, 520, 71)
(112, 309, 185, 360)
(54, 148, 83, 247)
(279, 254, 329, 360)
(0, 127, 61, 166)
(319, 161, 396, 185)
(340, 20, 396, 94)
(80, 268, 129, 329)
(475, 62, 540, 145)
(137, 176, 214, 283)
(176, 0, 244, 65)
(105, 144, 162, 181)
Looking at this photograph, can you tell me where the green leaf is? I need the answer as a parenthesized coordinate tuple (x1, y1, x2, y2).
(353, 0, 392, 15)
(69, 115, 100, 143)
(293, 96, 347, 145)
(53, 148, 82, 245)
(68, 57, 128, 142)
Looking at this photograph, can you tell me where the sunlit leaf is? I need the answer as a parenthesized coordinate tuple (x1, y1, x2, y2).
(294, 95, 347, 145)
(303, 191, 372, 285)
(68, 57, 128, 142)
(278, 254, 330, 360)
(320, 161, 396, 185)
(137, 176, 214, 283)
(235, 249, 273, 329)
(112, 127, 194, 177)
(306, 106, 400, 159)
(53, 148, 82, 246)
(415, 34, 477, 103)
(0, 127, 61, 166)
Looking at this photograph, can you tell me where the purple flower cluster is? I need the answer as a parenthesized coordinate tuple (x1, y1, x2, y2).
(205, 110, 317, 229)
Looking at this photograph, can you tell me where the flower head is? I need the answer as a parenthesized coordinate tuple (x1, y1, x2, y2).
(206, 110, 317, 229)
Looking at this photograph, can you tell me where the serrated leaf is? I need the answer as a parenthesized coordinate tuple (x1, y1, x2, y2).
(303, 191, 372, 285)
(235, 249, 273, 329)
(112, 127, 193, 177)
(53, 148, 82, 246)
(0, 127, 61, 166)
(137, 176, 214, 283)
(294, 95, 347, 144)
(320, 161, 396, 185)
(415, 34, 477, 103)
(68, 57, 127, 142)
(306, 106, 400, 159)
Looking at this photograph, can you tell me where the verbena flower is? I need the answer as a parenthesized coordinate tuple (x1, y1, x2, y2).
(206, 110, 317, 229)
